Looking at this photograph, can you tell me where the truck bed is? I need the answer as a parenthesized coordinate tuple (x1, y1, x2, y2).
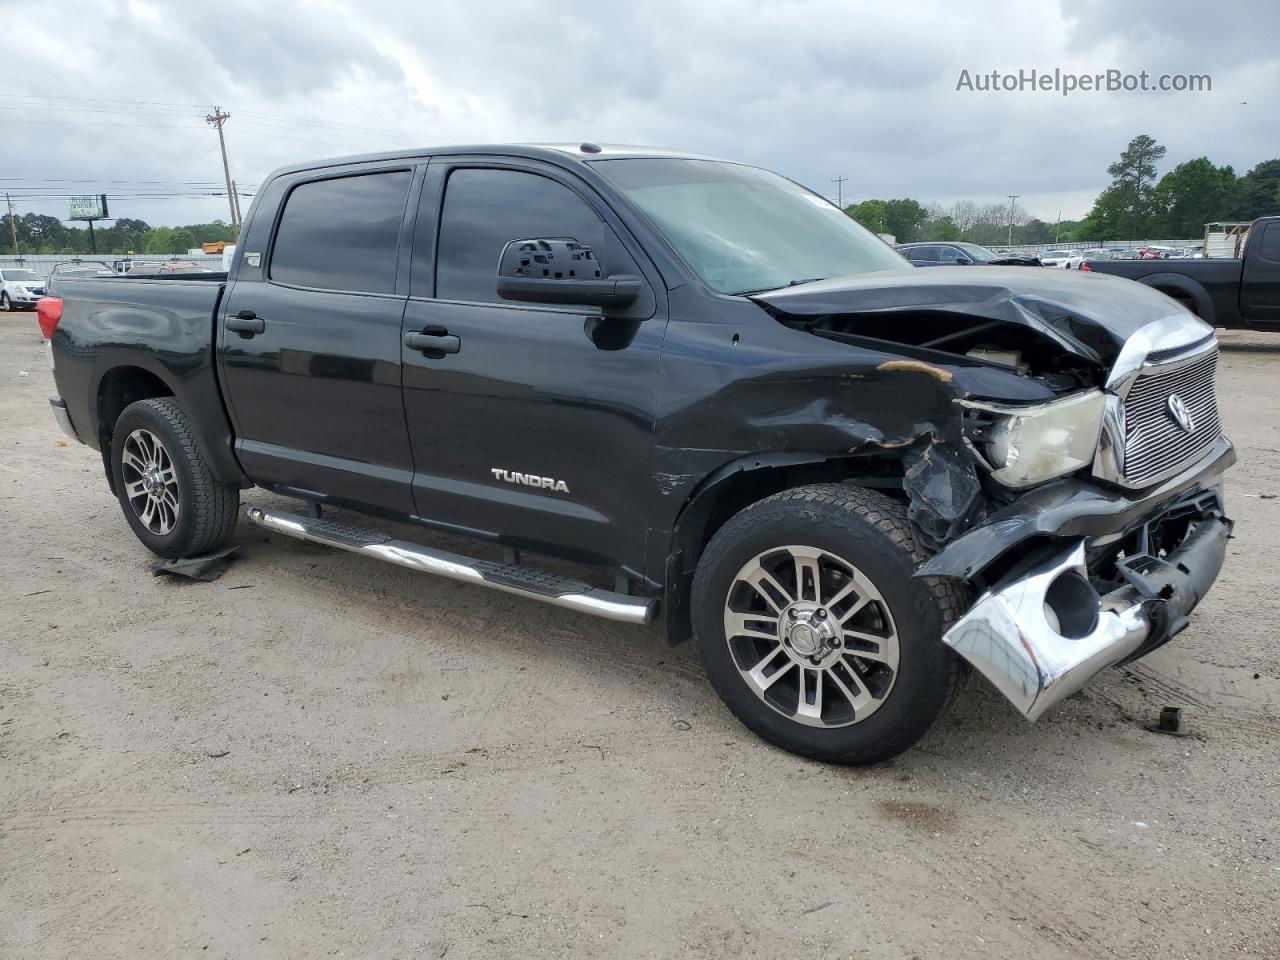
(47, 274, 240, 484)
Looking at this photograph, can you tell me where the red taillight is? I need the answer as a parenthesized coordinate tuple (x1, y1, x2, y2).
(36, 297, 62, 340)
(1079, 263, 1092, 272)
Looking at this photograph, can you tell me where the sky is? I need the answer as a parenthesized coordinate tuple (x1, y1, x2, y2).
(2, 0, 1277, 230)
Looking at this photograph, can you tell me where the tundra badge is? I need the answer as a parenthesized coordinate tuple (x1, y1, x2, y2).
(491, 468, 570, 493)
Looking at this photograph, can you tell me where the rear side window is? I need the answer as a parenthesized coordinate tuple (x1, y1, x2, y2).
(906, 246, 938, 261)
(1257, 224, 1280, 263)
(435, 168, 634, 304)
(270, 171, 410, 294)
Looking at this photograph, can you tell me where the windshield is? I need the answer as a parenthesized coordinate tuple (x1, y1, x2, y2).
(593, 158, 907, 295)
(5, 270, 42, 283)
(955, 242, 998, 263)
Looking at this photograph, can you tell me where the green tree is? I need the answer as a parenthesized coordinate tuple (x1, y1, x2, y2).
(882, 198, 929, 243)
(1234, 159, 1280, 220)
(1015, 219, 1054, 244)
(924, 215, 960, 241)
(112, 218, 152, 253)
(845, 199, 888, 235)
(1153, 158, 1240, 237)
(143, 226, 176, 254)
(1099, 134, 1167, 238)
(170, 229, 197, 253)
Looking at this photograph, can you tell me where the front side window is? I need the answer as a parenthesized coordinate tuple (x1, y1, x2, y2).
(594, 158, 907, 294)
(270, 170, 410, 294)
(435, 168, 634, 304)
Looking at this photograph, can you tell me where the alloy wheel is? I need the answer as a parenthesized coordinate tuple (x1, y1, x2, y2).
(723, 545, 900, 727)
(120, 429, 180, 536)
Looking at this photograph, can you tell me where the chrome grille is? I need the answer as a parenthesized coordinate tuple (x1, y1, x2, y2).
(1122, 348, 1221, 486)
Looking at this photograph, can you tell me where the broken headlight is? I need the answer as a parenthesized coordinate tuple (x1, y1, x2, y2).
(962, 389, 1106, 488)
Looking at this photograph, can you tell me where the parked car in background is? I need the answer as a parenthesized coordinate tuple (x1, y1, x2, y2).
(1138, 246, 1173, 260)
(1037, 249, 1075, 268)
(896, 241, 1040, 266)
(1065, 249, 1112, 270)
(1085, 216, 1280, 327)
(0, 268, 47, 311)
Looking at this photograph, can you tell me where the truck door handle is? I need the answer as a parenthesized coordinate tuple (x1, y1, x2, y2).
(404, 329, 461, 355)
(227, 310, 265, 337)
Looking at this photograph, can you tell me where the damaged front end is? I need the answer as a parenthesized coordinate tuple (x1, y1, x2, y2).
(942, 489, 1231, 720)
(754, 270, 1235, 720)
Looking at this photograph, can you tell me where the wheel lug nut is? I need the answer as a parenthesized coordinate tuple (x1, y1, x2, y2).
(832, 637, 842, 647)
(787, 609, 798, 620)
(815, 609, 826, 620)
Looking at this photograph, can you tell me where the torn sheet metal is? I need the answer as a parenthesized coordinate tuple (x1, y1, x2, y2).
(902, 442, 985, 550)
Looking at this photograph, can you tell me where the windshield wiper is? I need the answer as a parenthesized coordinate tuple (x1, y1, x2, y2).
(735, 277, 828, 296)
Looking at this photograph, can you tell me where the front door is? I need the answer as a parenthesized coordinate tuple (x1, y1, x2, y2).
(218, 165, 420, 514)
(1241, 220, 1280, 323)
(400, 160, 666, 575)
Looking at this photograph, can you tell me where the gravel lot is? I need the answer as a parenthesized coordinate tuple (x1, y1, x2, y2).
(2, 314, 1278, 959)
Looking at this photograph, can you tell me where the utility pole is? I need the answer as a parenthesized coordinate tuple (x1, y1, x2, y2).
(4, 193, 18, 256)
(1055, 210, 1062, 243)
(206, 106, 240, 237)
(831, 175, 848, 209)
(231, 180, 243, 230)
(1006, 194, 1020, 246)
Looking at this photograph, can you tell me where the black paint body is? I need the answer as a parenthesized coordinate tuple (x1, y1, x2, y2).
(1085, 217, 1280, 328)
(47, 144, 1235, 633)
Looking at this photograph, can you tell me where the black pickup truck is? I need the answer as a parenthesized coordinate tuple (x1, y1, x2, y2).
(1085, 216, 1280, 328)
(40, 143, 1235, 764)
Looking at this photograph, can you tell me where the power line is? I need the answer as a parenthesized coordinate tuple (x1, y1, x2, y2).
(0, 94, 424, 144)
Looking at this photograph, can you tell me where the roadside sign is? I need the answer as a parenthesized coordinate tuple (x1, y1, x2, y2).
(70, 194, 109, 221)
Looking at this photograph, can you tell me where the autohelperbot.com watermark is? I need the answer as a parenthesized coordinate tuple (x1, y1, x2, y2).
(956, 68, 1211, 96)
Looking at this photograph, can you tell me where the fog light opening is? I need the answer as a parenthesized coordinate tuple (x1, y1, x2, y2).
(1043, 571, 1100, 639)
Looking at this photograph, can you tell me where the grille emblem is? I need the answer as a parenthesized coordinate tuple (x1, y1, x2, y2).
(1166, 394, 1195, 433)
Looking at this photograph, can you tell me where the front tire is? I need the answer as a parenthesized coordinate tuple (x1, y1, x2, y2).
(0, 293, 10, 312)
(110, 397, 239, 559)
(691, 484, 967, 765)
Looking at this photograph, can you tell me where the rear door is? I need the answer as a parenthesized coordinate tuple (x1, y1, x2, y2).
(1241, 220, 1280, 323)
(218, 164, 421, 514)
(399, 158, 666, 573)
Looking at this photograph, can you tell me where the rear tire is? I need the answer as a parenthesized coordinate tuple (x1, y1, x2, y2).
(110, 397, 239, 559)
(691, 484, 967, 765)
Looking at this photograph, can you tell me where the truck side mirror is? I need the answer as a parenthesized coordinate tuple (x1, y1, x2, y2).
(495, 238, 641, 310)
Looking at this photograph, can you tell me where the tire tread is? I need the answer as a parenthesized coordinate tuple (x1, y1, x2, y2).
(112, 397, 239, 557)
(692, 483, 968, 765)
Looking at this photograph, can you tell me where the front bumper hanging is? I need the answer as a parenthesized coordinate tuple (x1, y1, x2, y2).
(941, 512, 1231, 721)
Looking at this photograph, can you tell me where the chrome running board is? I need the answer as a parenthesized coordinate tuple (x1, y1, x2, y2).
(246, 507, 657, 626)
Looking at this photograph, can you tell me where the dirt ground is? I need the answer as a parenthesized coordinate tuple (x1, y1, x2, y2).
(1, 314, 1277, 960)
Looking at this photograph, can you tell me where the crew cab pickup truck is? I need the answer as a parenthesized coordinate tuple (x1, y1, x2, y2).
(40, 143, 1235, 764)
(1085, 216, 1280, 328)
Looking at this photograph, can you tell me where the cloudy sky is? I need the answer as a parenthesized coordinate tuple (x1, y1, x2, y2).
(3, 0, 1277, 229)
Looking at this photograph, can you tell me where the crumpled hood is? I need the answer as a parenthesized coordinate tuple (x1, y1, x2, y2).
(753, 266, 1195, 365)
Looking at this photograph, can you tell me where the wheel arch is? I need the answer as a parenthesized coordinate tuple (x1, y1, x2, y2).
(1138, 273, 1215, 325)
(658, 450, 907, 645)
(93, 362, 245, 494)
